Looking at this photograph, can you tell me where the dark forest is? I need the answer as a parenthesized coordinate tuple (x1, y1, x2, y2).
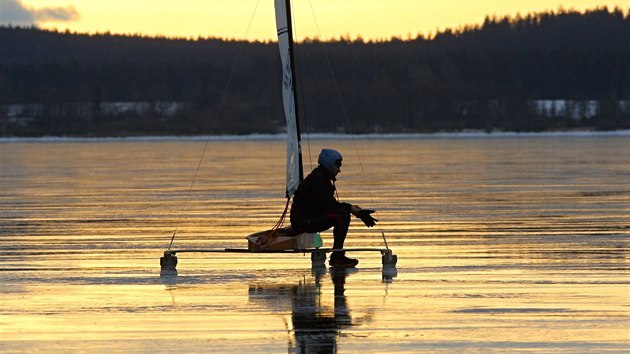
(1, 7, 629, 136)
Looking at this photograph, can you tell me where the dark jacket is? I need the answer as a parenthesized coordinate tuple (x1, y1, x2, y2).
(290, 166, 351, 221)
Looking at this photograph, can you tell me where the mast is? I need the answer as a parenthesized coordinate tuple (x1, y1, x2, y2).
(275, 0, 304, 197)
(283, 0, 304, 183)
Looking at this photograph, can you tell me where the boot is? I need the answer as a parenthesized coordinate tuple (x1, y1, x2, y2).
(329, 252, 359, 268)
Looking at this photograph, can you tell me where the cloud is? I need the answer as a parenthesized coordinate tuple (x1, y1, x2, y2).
(33, 5, 79, 22)
(0, 0, 79, 26)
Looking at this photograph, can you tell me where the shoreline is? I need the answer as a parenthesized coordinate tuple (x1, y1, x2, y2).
(1, 130, 629, 143)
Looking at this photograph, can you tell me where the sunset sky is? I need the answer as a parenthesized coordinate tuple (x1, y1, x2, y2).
(2, 0, 629, 41)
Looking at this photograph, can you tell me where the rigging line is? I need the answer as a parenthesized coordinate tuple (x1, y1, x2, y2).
(307, 0, 390, 249)
(168, 0, 262, 250)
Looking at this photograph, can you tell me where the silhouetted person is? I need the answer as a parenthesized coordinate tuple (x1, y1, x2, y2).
(290, 149, 377, 268)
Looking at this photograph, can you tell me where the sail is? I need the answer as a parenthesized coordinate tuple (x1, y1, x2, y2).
(275, 0, 301, 197)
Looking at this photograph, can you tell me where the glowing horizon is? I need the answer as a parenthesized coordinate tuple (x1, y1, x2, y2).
(3, 0, 629, 41)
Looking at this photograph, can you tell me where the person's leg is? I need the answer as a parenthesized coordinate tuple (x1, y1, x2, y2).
(325, 209, 357, 267)
(291, 208, 356, 267)
(291, 208, 350, 248)
(329, 209, 350, 250)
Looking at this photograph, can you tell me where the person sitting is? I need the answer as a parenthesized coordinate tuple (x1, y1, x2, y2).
(290, 149, 377, 268)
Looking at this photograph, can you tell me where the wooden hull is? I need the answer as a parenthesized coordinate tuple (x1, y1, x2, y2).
(246, 228, 319, 251)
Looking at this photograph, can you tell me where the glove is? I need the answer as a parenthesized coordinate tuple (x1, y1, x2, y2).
(356, 209, 377, 227)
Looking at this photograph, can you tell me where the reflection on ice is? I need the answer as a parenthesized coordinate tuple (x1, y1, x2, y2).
(381, 267, 398, 283)
(248, 268, 373, 353)
(159, 273, 178, 289)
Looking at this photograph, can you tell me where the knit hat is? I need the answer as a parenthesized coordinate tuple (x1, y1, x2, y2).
(318, 149, 342, 172)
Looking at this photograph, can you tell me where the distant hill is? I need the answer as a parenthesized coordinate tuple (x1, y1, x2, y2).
(1, 7, 628, 136)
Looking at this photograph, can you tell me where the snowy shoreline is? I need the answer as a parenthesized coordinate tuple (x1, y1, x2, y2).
(2, 130, 629, 143)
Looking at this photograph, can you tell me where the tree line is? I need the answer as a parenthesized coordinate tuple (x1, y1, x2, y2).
(0, 7, 629, 136)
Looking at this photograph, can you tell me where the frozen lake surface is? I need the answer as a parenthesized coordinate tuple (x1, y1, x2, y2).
(1, 134, 629, 352)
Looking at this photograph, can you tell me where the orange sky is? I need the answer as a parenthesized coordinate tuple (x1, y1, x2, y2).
(3, 0, 629, 41)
